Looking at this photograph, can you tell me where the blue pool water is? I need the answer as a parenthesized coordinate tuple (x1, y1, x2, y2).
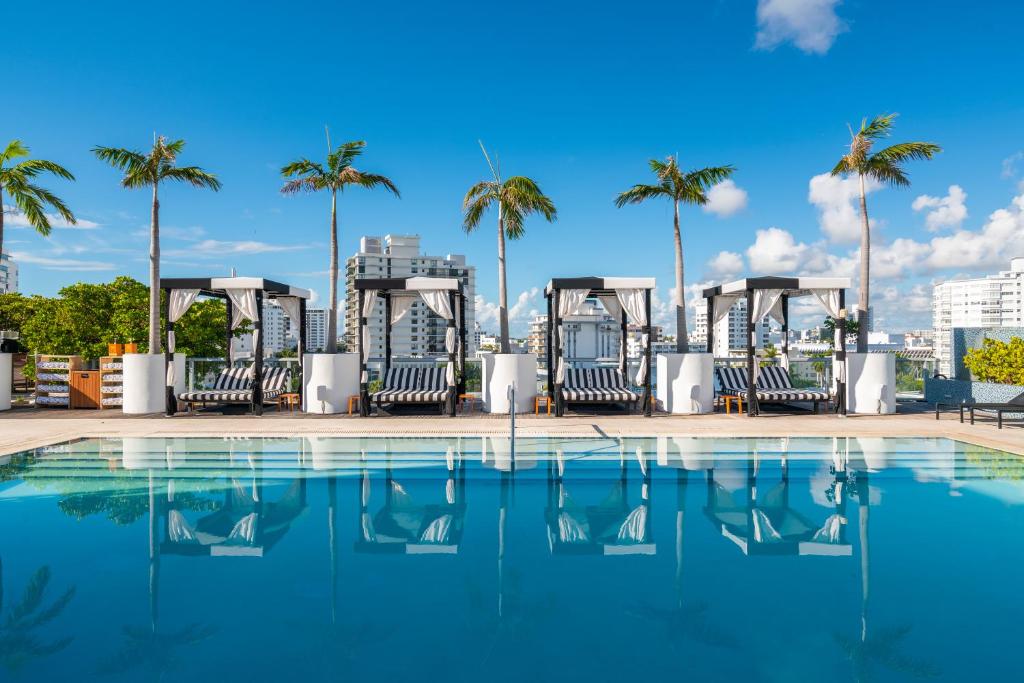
(0, 436, 1022, 681)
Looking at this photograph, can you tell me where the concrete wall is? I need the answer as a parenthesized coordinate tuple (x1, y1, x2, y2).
(924, 376, 1024, 411)
(951, 327, 1024, 381)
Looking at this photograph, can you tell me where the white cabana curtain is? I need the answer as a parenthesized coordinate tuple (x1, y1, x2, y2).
(555, 289, 590, 383)
(390, 295, 414, 324)
(361, 290, 379, 383)
(166, 289, 201, 385)
(812, 289, 846, 383)
(713, 293, 743, 324)
(616, 289, 648, 384)
(419, 290, 456, 387)
(225, 288, 259, 329)
(277, 296, 301, 330)
(598, 294, 626, 373)
(750, 289, 784, 383)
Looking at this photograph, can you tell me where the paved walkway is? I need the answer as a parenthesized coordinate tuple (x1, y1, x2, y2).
(1, 405, 1020, 456)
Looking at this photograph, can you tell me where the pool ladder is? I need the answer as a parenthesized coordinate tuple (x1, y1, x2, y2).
(507, 383, 516, 458)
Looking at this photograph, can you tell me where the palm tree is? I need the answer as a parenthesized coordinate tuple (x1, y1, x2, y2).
(93, 136, 221, 352)
(280, 130, 400, 354)
(0, 563, 76, 673)
(615, 156, 734, 352)
(462, 143, 557, 353)
(831, 114, 940, 352)
(0, 140, 76, 263)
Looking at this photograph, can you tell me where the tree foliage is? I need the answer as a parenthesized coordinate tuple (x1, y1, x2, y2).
(963, 337, 1024, 385)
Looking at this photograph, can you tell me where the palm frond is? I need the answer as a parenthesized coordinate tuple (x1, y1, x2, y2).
(350, 171, 400, 197)
(462, 195, 492, 233)
(830, 155, 856, 177)
(0, 139, 29, 165)
(24, 183, 76, 223)
(615, 183, 669, 207)
(503, 203, 526, 240)
(870, 141, 942, 166)
(328, 141, 365, 172)
(683, 165, 735, 192)
(160, 166, 222, 191)
(6, 181, 51, 236)
(280, 159, 325, 178)
(864, 159, 911, 187)
(92, 146, 148, 175)
(860, 113, 898, 141)
(463, 180, 497, 206)
(11, 159, 75, 181)
(162, 138, 187, 158)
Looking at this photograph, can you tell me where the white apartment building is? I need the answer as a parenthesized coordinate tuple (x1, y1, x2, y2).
(0, 253, 18, 294)
(691, 298, 774, 357)
(230, 300, 294, 358)
(344, 235, 476, 360)
(305, 308, 329, 352)
(933, 257, 1024, 375)
(527, 298, 621, 364)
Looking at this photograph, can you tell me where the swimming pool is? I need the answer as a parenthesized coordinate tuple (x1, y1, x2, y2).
(0, 436, 1021, 681)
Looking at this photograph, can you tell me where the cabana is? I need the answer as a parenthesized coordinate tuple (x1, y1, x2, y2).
(702, 276, 851, 416)
(354, 277, 467, 417)
(160, 277, 311, 416)
(544, 277, 655, 416)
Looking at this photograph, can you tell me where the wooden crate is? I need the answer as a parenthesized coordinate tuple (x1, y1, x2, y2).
(70, 370, 101, 409)
(35, 354, 83, 408)
(99, 355, 124, 409)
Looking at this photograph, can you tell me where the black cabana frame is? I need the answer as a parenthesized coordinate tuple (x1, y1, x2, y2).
(702, 275, 850, 417)
(543, 276, 654, 417)
(160, 277, 311, 416)
(354, 277, 467, 417)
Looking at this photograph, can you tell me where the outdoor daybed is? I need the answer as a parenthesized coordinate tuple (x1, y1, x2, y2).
(715, 365, 830, 413)
(561, 367, 642, 412)
(177, 365, 291, 413)
(370, 366, 450, 414)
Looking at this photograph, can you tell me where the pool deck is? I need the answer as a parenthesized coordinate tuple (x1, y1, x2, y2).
(1, 405, 1020, 457)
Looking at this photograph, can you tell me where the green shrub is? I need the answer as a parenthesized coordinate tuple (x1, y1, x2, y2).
(963, 337, 1024, 385)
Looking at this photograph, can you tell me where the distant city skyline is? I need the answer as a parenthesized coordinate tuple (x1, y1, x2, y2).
(4, 1, 1024, 337)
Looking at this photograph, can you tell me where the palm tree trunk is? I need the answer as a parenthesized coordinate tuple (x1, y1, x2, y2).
(327, 190, 339, 354)
(0, 185, 5, 272)
(673, 200, 688, 353)
(497, 205, 511, 354)
(148, 182, 161, 353)
(857, 173, 870, 353)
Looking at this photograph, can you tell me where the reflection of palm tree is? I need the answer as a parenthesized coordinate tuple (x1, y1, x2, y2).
(0, 562, 75, 672)
(834, 471, 939, 681)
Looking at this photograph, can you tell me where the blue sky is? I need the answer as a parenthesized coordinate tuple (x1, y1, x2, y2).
(4, 0, 1023, 334)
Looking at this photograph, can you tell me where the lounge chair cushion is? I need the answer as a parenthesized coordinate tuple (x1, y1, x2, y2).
(213, 365, 253, 391)
(716, 366, 829, 402)
(372, 366, 449, 404)
(562, 367, 640, 403)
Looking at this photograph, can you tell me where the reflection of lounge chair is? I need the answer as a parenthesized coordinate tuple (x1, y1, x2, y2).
(703, 463, 850, 556)
(162, 478, 306, 557)
(356, 460, 466, 554)
(545, 460, 654, 556)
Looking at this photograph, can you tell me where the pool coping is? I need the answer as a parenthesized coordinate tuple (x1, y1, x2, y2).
(1, 413, 1020, 457)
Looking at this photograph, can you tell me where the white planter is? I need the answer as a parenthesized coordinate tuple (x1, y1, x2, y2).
(123, 354, 166, 414)
(845, 352, 896, 415)
(656, 436, 713, 471)
(656, 353, 714, 414)
(121, 437, 168, 470)
(481, 353, 538, 414)
(303, 353, 359, 414)
(0, 353, 11, 411)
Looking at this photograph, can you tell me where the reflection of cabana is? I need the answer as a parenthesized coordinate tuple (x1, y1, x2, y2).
(702, 276, 851, 416)
(544, 452, 654, 555)
(354, 277, 467, 417)
(544, 277, 655, 416)
(160, 277, 311, 415)
(355, 454, 467, 554)
(703, 459, 851, 557)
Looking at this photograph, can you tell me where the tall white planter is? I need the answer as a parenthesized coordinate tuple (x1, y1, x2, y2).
(303, 353, 359, 414)
(846, 352, 896, 415)
(481, 353, 538, 414)
(123, 354, 165, 414)
(656, 353, 713, 414)
(0, 353, 11, 411)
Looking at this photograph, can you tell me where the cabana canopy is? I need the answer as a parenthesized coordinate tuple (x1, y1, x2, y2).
(160, 276, 312, 416)
(544, 276, 656, 416)
(702, 275, 852, 416)
(353, 277, 467, 416)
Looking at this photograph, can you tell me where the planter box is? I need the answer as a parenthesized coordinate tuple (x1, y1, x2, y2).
(924, 377, 1024, 417)
(845, 353, 896, 415)
(123, 354, 166, 414)
(0, 353, 10, 411)
(656, 353, 713, 414)
(481, 353, 537, 414)
(303, 353, 359, 414)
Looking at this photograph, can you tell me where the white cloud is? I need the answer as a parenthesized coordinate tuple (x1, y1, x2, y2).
(871, 238, 931, 280)
(746, 227, 812, 274)
(912, 185, 967, 231)
(165, 239, 310, 259)
(134, 225, 207, 241)
(9, 251, 115, 271)
(474, 287, 541, 335)
(926, 192, 1024, 271)
(703, 180, 748, 217)
(705, 250, 745, 279)
(808, 172, 880, 243)
(3, 205, 99, 229)
(1002, 152, 1023, 179)
(754, 0, 846, 55)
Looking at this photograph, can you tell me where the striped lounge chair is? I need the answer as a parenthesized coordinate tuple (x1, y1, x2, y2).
(561, 368, 641, 411)
(715, 366, 830, 413)
(371, 366, 450, 413)
(178, 365, 291, 412)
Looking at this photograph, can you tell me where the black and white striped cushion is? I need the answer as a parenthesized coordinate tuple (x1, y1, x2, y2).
(373, 389, 448, 402)
(261, 366, 291, 393)
(420, 366, 446, 391)
(756, 388, 829, 401)
(715, 367, 748, 395)
(756, 365, 793, 390)
(563, 368, 588, 390)
(562, 367, 639, 402)
(381, 367, 419, 391)
(214, 365, 253, 391)
(178, 389, 252, 402)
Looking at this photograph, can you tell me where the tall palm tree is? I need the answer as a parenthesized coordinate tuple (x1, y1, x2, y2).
(831, 114, 940, 352)
(615, 156, 734, 352)
(281, 130, 399, 354)
(462, 143, 557, 353)
(0, 140, 76, 263)
(94, 136, 221, 352)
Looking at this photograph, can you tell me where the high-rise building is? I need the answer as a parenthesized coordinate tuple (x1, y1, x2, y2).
(344, 235, 476, 360)
(305, 308, 329, 352)
(692, 298, 773, 356)
(526, 298, 620, 364)
(0, 253, 18, 294)
(933, 257, 1024, 375)
(230, 300, 295, 358)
